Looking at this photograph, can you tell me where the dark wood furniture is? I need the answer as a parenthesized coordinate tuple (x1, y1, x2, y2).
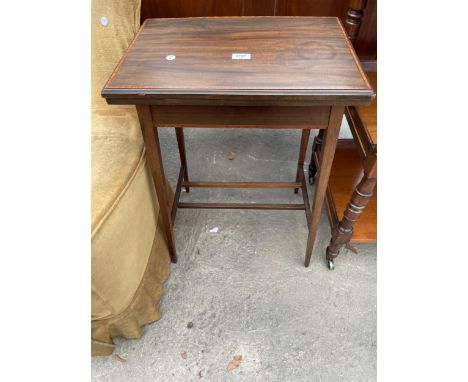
(309, 0, 377, 269)
(141, 0, 376, 61)
(102, 17, 373, 267)
(323, 138, 377, 244)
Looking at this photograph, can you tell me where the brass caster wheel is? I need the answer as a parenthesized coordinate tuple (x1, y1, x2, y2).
(327, 259, 335, 270)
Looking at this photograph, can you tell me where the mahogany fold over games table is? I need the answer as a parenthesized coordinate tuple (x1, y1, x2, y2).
(102, 17, 373, 268)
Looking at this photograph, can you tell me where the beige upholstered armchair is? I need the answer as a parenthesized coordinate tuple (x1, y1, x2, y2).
(91, 0, 171, 356)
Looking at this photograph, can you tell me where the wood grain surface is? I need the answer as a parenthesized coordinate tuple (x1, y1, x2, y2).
(140, 0, 376, 61)
(102, 17, 373, 106)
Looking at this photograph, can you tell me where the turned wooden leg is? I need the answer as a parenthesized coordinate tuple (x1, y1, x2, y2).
(308, 129, 324, 185)
(175, 127, 190, 192)
(345, 0, 368, 44)
(326, 156, 377, 266)
(295, 129, 311, 193)
(304, 106, 344, 267)
(136, 105, 178, 263)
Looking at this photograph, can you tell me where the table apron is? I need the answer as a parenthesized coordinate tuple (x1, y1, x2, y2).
(151, 105, 331, 129)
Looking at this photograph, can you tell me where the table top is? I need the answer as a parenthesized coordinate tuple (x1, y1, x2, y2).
(102, 17, 373, 106)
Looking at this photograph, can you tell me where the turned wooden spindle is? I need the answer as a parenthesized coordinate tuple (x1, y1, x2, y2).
(326, 159, 376, 262)
(345, 0, 368, 43)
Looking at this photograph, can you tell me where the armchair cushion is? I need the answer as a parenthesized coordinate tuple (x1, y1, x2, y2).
(91, 0, 171, 356)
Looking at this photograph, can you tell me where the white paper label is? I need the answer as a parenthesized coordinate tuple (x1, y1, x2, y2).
(232, 53, 251, 60)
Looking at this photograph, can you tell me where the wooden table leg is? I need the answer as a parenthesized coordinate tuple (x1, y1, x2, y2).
(308, 129, 324, 184)
(175, 127, 190, 192)
(304, 106, 344, 267)
(295, 129, 311, 193)
(326, 154, 376, 267)
(136, 105, 178, 264)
